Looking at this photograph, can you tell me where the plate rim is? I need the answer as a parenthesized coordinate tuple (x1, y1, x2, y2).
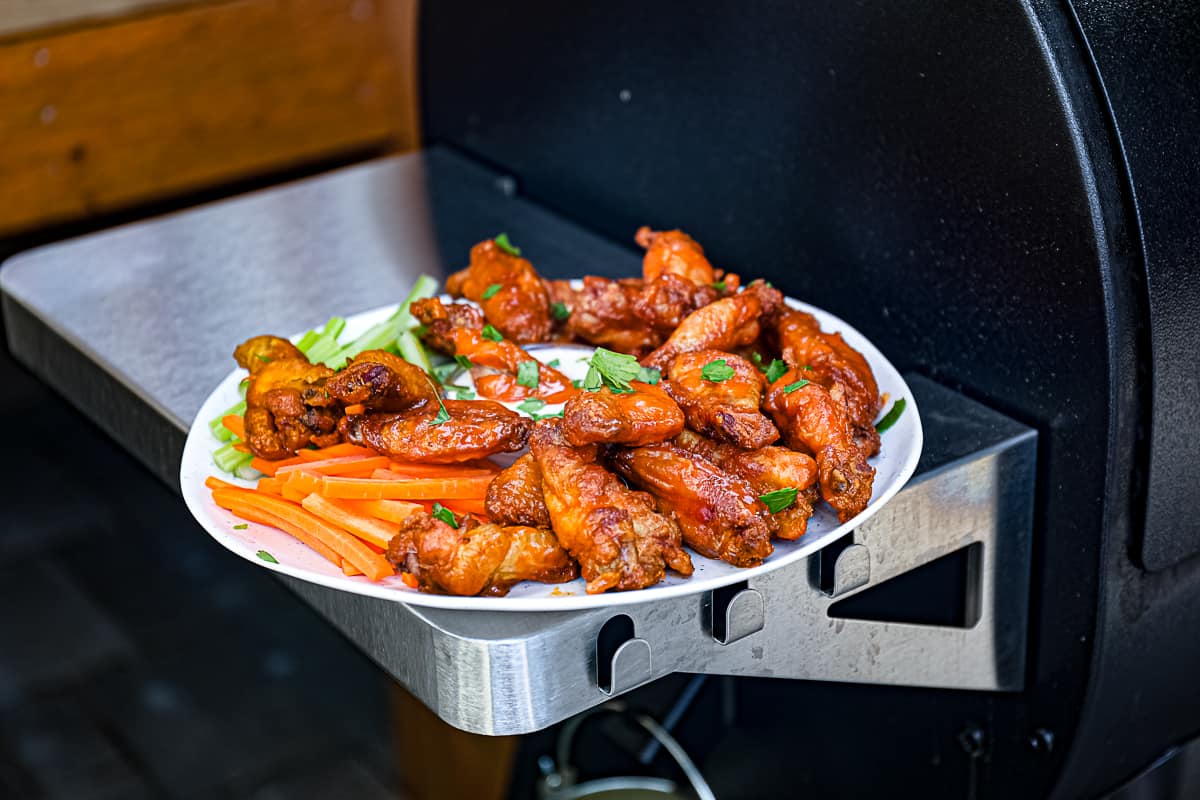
(180, 295, 923, 612)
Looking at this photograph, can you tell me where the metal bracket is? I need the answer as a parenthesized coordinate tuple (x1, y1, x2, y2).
(283, 374, 1036, 735)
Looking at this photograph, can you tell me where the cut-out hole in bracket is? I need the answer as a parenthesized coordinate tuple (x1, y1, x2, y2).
(818, 532, 858, 595)
(828, 543, 983, 628)
(596, 614, 636, 693)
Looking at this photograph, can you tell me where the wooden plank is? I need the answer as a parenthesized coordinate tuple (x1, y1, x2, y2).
(0, 0, 192, 39)
(0, 0, 419, 235)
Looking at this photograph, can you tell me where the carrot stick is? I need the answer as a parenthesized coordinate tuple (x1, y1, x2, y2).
(386, 461, 501, 478)
(343, 404, 367, 416)
(222, 415, 246, 441)
(317, 474, 493, 500)
(256, 477, 283, 495)
(343, 499, 422, 524)
(223, 501, 341, 566)
(232, 443, 251, 453)
(206, 475, 239, 492)
(298, 443, 377, 461)
(301, 494, 399, 549)
(342, 559, 363, 577)
(276, 455, 391, 477)
(399, 572, 419, 589)
(251, 454, 308, 477)
(210, 487, 393, 581)
(280, 482, 309, 504)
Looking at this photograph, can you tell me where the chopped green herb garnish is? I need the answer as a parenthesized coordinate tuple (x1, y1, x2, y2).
(636, 366, 661, 385)
(765, 359, 788, 384)
(551, 301, 571, 321)
(517, 398, 547, 414)
(429, 393, 452, 426)
(482, 283, 502, 300)
(572, 378, 585, 390)
(233, 523, 248, 530)
(432, 362, 460, 383)
(711, 280, 727, 291)
(587, 347, 642, 392)
(455, 354, 473, 369)
(533, 410, 565, 421)
(758, 488, 799, 514)
(783, 379, 810, 393)
(431, 502, 459, 528)
(255, 354, 271, 363)
(803, 365, 813, 371)
(750, 352, 765, 369)
(701, 359, 736, 382)
(547, 358, 561, 368)
(517, 360, 539, 389)
(481, 324, 503, 342)
(875, 397, 907, 433)
(447, 385, 476, 400)
(494, 233, 521, 257)
(256, 550, 279, 564)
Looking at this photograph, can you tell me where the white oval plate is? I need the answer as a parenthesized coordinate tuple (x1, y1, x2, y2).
(181, 295, 922, 611)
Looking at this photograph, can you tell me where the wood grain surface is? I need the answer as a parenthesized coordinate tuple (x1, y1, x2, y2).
(0, 0, 419, 236)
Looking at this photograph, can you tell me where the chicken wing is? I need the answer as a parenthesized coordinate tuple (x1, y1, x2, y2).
(635, 227, 717, 285)
(344, 400, 530, 463)
(609, 442, 776, 567)
(772, 308, 882, 456)
(485, 453, 551, 528)
(233, 335, 305, 374)
(530, 419, 693, 593)
(642, 281, 783, 370)
(562, 382, 685, 447)
(412, 297, 573, 403)
(388, 513, 577, 596)
(445, 238, 553, 343)
(325, 349, 438, 412)
(763, 368, 875, 523)
(675, 429, 819, 540)
(665, 350, 779, 449)
(240, 352, 339, 460)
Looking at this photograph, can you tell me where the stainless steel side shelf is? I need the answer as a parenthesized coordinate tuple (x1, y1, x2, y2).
(1, 147, 1035, 737)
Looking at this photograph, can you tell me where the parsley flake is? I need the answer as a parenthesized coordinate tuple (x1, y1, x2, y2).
(587, 348, 641, 392)
(572, 378, 585, 390)
(256, 550, 279, 564)
(750, 352, 765, 369)
(517, 360, 539, 389)
(711, 280, 727, 291)
(233, 523, 248, 530)
(547, 358, 561, 368)
(533, 409, 565, 421)
(255, 355, 271, 363)
(803, 365, 814, 371)
(494, 233, 521, 257)
(758, 488, 799, 514)
(517, 397, 547, 414)
(482, 283, 503, 300)
(875, 397, 907, 433)
(455, 354, 473, 369)
(765, 359, 788, 384)
(481, 324, 503, 342)
(701, 359, 736, 382)
(551, 301, 571, 321)
(783, 379, 810, 393)
(636, 366, 661, 385)
(432, 362, 460, 383)
(431, 502, 459, 529)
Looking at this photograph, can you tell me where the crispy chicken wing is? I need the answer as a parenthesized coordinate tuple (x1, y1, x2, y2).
(412, 297, 573, 402)
(325, 349, 438, 412)
(344, 400, 531, 463)
(675, 429, 819, 540)
(485, 453, 551, 528)
(530, 419, 693, 593)
(665, 350, 779, 449)
(240, 352, 339, 460)
(445, 239, 553, 343)
(772, 308, 882, 455)
(643, 281, 783, 370)
(635, 227, 717, 285)
(609, 442, 776, 567)
(764, 368, 875, 523)
(233, 335, 305, 375)
(388, 513, 577, 596)
(562, 382, 685, 447)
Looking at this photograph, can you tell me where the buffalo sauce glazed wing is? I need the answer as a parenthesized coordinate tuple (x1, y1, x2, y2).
(225, 226, 898, 599)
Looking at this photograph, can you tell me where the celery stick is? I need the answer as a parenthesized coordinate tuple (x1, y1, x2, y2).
(396, 330, 433, 374)
(388, 274, 440, 330)
(295, 330, 320, 352)
(234, 463, 264, 481)
(213, 442, 253, 473)
(208, 399, 247, 442)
